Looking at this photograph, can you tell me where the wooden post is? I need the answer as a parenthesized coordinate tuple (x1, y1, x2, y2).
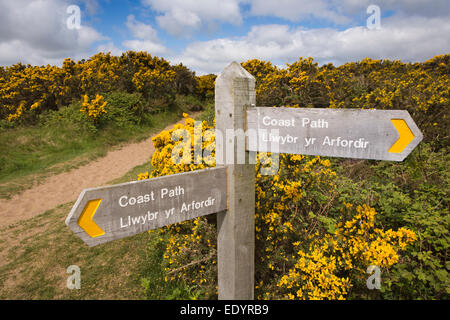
(215, 61, 256, 300)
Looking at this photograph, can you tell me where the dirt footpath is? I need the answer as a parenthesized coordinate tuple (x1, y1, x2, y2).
(0, 118, 186, 229)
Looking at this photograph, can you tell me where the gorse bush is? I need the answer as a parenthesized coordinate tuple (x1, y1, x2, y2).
(138, 55, 448, 300)
(274, 204, 416, 300)
(195, 74, 216, 101)
(1, 51, 447, 299)
(0, 51, 198, 126)
(102, 91, 148, 126)
(2, 53, 447, 146)
(0, 63, 70, 124)
(242, 55, 449, 149)
(332, 143, 449, 299)
(139, 115, 419, 300)
(80, 94, 107, 125)
(42, 101, 97, 133)
(175, 94, 204, 112)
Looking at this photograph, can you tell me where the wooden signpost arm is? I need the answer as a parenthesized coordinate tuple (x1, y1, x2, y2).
(215, 62, 256, 300)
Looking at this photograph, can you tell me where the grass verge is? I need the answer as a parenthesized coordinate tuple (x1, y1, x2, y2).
(0, 110, 205, 300)
(0, 110, 180, 199)
(0, 159, 156, 299)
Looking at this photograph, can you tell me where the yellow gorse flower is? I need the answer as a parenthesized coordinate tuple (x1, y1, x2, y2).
(80, 94, 107, 121)
(137, 114, 417, 300)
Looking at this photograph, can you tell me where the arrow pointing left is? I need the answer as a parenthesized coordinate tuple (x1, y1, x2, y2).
(77, 199, 105, 238)
(66, 167, 227, 247)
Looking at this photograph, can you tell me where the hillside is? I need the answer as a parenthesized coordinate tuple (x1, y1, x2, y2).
(0, 52, 448, 300)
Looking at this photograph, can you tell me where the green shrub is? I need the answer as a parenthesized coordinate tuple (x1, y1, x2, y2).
(103, 91, 147, 126)
(140, 234, 200, 300)
(198, 101, 215, 125)
(175, 94, 204, 112)
(42, 102, 97, 133)
(332, 143, 449, 299)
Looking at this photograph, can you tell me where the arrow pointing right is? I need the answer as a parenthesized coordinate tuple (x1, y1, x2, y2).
(246, 107, 423, 161)
(388, 119, 415, 153)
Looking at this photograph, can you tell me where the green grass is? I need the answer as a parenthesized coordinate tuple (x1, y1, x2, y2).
(0, 158, 156, 300)
(0, 109, 180, 199)
(0, 108, 205, 300)
(197, 100, 215, 125)
(0, 201, 151, 299)
(0, 104, 207, 299)
(0, 159, 194, 300)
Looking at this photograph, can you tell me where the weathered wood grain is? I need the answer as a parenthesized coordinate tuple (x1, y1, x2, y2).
(247, 107, 423, 161)
(215, 61, 256, 300)
(65, 167, 227, 247)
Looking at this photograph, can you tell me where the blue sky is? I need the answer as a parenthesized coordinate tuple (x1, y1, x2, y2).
(0, 0, 449, 74)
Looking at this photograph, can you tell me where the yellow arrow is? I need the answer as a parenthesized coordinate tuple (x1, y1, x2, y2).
(388, 119, 415, 153)
(77, 199, 105, 238)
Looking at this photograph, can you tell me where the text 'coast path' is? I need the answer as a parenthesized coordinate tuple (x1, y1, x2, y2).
(247, 107, 423, 161)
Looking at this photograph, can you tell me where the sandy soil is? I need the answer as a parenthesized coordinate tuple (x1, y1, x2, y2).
(0, 118, 186, 229)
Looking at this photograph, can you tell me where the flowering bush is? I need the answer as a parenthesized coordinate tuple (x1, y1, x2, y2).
(0, 63, 70, 123)
(273, 204, 416, 300)
(0, 51, 192, 125)
(195, 74, 216, 101)
(241, 55, 449, 148)
(139, 114, 417, 300)
(80, 94, 107, 124)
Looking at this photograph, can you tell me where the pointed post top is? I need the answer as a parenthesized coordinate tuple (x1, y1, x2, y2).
(217, 61, 255, 82)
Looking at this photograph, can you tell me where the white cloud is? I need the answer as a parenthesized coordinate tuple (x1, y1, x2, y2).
(174, 15, 450, 75)
(139, 0, 450, 41)
(122, 39, 169, 56)
(76, 0, 101, 15)
(156, 7, 203, 37)
(336, 0, 450, 17)
(96, 41, 124, 56)
(1, 0, 448, 72)
(126, 15, 159, 42)
(249, 0, 450, 25)
(250, 0, 349, 24)
(0, 0, 107, 66)
(122, 14, 170, 56)
(142, 0, 244, 37)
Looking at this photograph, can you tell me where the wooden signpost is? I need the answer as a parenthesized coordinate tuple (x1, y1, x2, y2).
(215, 62, 256, 300)
(65, 167, 227, 247)
(246, 107, 423, 161)
(66, 61, 423, 300)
